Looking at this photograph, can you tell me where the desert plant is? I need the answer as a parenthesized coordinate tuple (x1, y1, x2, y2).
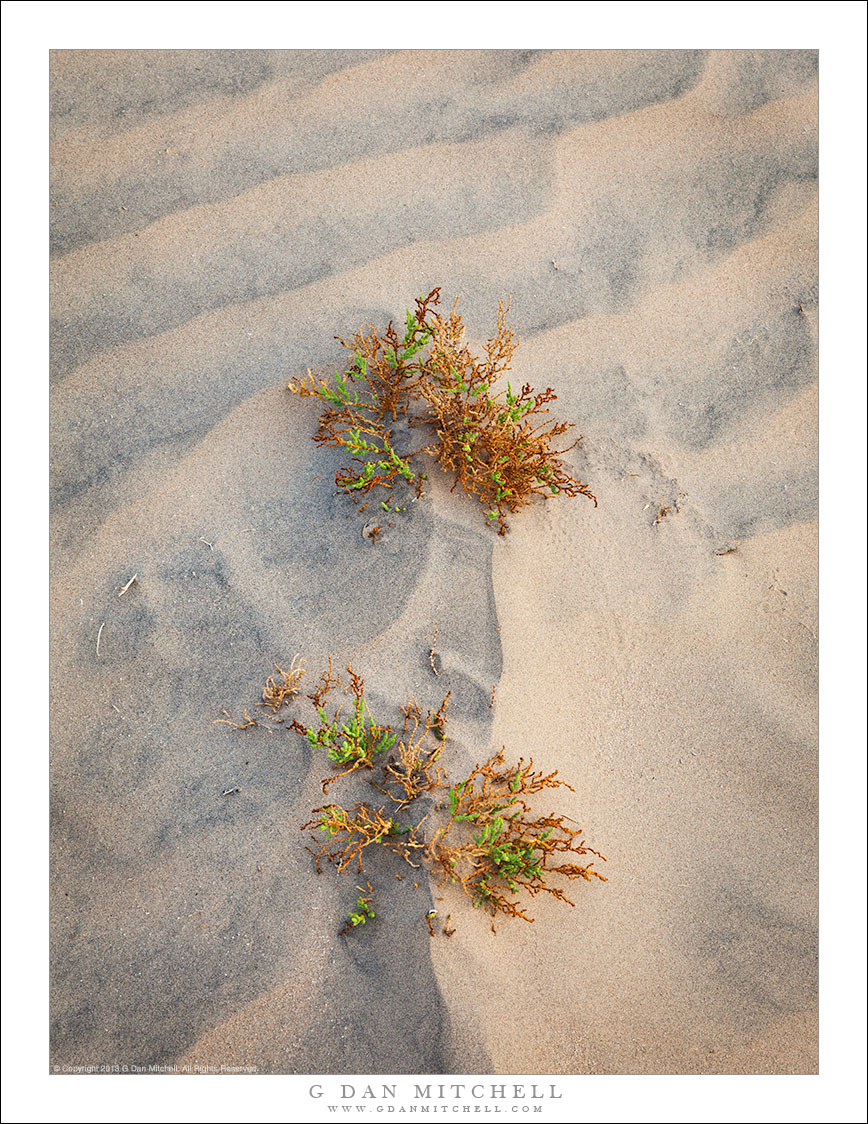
(302, 802, 425, 875)
(372, 694, 451, 808)
(219, 658, 605, 934)
(289, 663, 397, 793)
(288, 289, 597, 533)
(340, 883, 376, 935)
(293, 663, 605, 933)
(427, 749, 607, 928)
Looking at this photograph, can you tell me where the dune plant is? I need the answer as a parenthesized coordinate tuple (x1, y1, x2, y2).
(219, 658, 606, 934)
(291, 661, 606, 933)
(371, 694, 451, 808)
(288, 289, 597, 533)
(427, 749, 607, 926)
(289, 662, 397, 793)
(340, 884, 376, 935)
(302, 802, 424, 875)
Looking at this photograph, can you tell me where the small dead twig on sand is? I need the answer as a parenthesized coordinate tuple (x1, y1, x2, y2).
(429, 621, 440, 676)
(118, 574, 138, 597)
(654, 494, 674, 525)
(258, 656, 305, 712)
(96, 622, 105, 655)
(213, 708, 258, 730)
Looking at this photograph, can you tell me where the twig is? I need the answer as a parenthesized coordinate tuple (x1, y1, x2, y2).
(429, 621, 440, 676)
(654, 494, 674, 524)
(213, 708, 258, 730)
(96, 622, 105, 655)
(118, 574, 138, 597)
(199, 537, 213, 550)
(258, 656, 305, 712)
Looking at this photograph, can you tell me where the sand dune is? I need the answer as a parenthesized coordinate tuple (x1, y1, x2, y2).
(50, 50, 716, 256)
(50, 50, 817, 1074)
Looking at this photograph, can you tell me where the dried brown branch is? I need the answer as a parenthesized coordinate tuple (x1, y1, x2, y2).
(302, 803, 426, 875)
(307, 657, 343, 709)
(429, 621, 440, 676)
(372, 693, 451, 806)
(258, 655, 305, 712)
(212, 708, 259, 730)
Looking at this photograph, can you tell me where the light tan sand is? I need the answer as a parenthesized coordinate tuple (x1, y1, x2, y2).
(50, 49, 817, 1074)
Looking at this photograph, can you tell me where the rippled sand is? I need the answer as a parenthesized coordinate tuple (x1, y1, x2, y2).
(50, 49, 818, 1074)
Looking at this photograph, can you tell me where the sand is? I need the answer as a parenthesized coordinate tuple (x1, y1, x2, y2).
(50, 49, 818, 1074)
